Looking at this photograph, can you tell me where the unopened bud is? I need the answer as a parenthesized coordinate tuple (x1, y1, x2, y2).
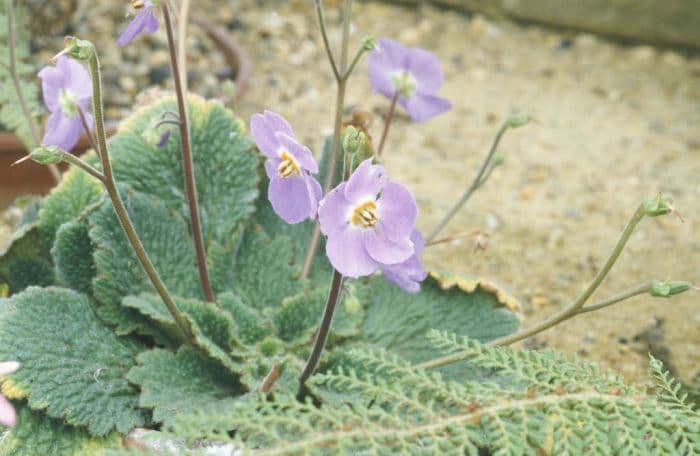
(505, 113, 530, 129)
(642, 194, 674, 217)
(491, 154, 506, 167)
(30, 145, 64, 165)
(361, 36, 377, 51)
(342, 126, 366, 155)
(649, 280, 692, 298)
(63, 36, 94, 61)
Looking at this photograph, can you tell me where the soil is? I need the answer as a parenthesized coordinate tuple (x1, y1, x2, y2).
(2, 0, 699, 385)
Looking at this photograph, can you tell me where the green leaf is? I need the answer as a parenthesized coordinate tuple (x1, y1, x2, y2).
(273, 289, 325, 344)
(0, 407, 121, 456)
(232, 229, 303, 311)
(89, 188, 200, 335)
(218, 292, 273, 345)
(123, 293, 240, 352)
(127, 346, 244, 427)
(37, 166, 103, 253)
(0, 287, 147, 435)
(6, 257, 54, 293)
(0, 199, 44, 294)
(52, 220, 95, 294)
(109, 95, 259, 248)
(359, 274, 519, 377)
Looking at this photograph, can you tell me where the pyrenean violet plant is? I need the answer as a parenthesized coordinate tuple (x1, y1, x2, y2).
(0, 0, 697, 453)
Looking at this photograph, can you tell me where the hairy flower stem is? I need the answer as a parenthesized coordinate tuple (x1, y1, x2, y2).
(417, 204, 648, 370)
(86, 48, 196, 346)
(300, 0, 353, 280)
(59, 151, 104, 181)
(376, 92, 399, 157)
(5, 0, 61, 183)
(299, 270, 344, 385)
(162, 3, 215, 303)
(77, 108, 98, 152)
(427, 122, 509, 242)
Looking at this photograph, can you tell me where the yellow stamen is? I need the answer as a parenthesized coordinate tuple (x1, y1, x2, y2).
(351, 201, 379, 228)
(277, 150, 300, 178)
(131, 0, 146, 10)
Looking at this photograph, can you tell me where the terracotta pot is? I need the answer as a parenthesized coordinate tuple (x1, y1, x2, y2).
(0, 17, 251, 206)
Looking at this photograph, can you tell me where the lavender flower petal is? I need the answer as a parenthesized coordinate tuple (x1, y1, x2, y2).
(250, 111, 294, 158)
(117, 2, 160, 46)
(42, 110, 84, 151)
(38, 65, 63, 112)
(377, 181, 418, 240)
(344, 158, 387, 202)
(0, 395, 16, 427)
(318, 183, 350, 236)
(276, 132, 319, 173)
(268, 174, 317, 224)
(381, 229, 427, 293)
(401, 93, 452, 123)
(62, 57, 93, 103)
(405, 48, 444, 93)
(326, 226, 378, 278)
(364, 228, 413, 264)
(368, 38, 408, 99)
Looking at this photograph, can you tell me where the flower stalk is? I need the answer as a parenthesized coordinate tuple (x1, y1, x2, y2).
(301, 0, 355, 280)
(84, 42, 196, 346)
(427, 121, 510, 242)
(162, 3, 215, 303)
(417, 202, 661, 370)
(376, 92, 399, 157)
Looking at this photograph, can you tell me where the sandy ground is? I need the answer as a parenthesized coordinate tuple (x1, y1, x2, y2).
(2, 0, 699, 385)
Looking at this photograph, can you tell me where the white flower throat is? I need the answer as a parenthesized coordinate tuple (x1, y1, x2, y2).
(58, 89, 79, 116)
(391, 70, 417, 98)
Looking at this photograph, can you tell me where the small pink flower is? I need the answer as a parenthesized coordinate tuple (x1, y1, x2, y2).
(0, 361, 20, 427)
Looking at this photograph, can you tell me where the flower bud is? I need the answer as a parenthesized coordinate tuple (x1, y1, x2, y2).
(505, 113, 530, 129)
(361, 36, 377, 51)
(30, 145, 64, 165)
(649, 280, 692, 298)
(342, 126, 373, 172)
(642, 194, 674, 217)
(63, 36, 94, 61)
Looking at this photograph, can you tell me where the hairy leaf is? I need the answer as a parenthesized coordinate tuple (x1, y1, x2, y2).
(127, 347, 244, 428)
(89, 188, 200, 335)
(0, 287, 147, 435)
(52, 220, 95, 294)
(38, 166, 103, 253)
(359, 274, 519, 378)
(218, 292, 273, 345)
(109, 95, 259, 249)
(0, 407, 121, 455)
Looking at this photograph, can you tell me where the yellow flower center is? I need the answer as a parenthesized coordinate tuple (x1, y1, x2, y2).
(277, 150, 300, 178)
(351, 201, 379, 228)
(131, 0, 146, 10)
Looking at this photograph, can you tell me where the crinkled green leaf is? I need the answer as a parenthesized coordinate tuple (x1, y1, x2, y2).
(123, 293, 240, 352)
(232, 230, 303, 311)
(38, 166, 103, 253)
(0, 287, 147, 435)
(52, 220, 95, 294)
(0, 199, 44, 294)
(6, 257, 54, 292)
(109, 95, 259, 249)
(218, 292, 273, 345)
(0, 407, 121, 456)
(127, 347, 244, 427)
(359, 274, 519, 378)
(89, 188, 200, 335)
(273, 289, 325, 344)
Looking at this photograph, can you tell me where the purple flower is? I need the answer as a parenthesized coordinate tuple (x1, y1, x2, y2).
(117, 1, 160, 46)
(380, 229, 427, 293)
(368, 38, 452, 123)
(250, 111, 322, 224)
(0, 361, 19, 427)
(38, 55, 93, 151)
(318, 158, 418, 278)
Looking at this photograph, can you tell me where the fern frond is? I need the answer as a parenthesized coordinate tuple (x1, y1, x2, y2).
(0, 2, 42, 148)
(167, 338, 700, 455)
